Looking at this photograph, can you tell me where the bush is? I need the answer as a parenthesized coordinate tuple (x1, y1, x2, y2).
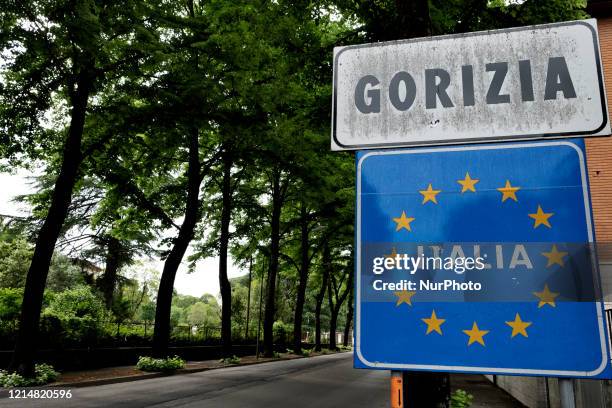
(0, 288, 23, 321)
(41, 286, 109, 346)
(451, 389, 474, 408)
(287, 348, 312, 357)
(272, 321, 291, 345)
(44, 286, 107, 320)
(0, 364, 59, 388)
(219, 355, 240, 365)
(136, 355, 185, 372)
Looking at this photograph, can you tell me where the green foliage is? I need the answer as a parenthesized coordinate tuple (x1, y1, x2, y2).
(335, 0, 588, 43)
(41, 286, 109, 343)
(0, 238, 31, 289)
(168, 294, 221, 329)
(451, 389, 474, 408)
(273, 320, 291, 343)
(0, 288, 23, 321)
(219, 355, 240, 365)
(47, 254, 85, 292)
(0, 0, 589, 370)
(0, 364, 59, 388)
(136, 356, 185, 372)
(186, 301, 221, 327)
(139, 302, 156, 322)
(0, 236, 84, 291)
(170, 306, 184, 328)
(44, 286, 107, 321)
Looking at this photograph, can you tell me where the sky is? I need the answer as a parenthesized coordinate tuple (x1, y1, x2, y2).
(0, 171, 246, 298)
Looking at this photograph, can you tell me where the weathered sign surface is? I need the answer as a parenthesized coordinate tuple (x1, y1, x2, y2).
(332, 20, 610, 150)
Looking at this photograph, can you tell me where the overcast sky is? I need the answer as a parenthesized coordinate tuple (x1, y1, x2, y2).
(0, 171, 245, 297)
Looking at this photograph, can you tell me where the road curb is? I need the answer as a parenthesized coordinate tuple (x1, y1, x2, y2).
(44, 352, 348, 389)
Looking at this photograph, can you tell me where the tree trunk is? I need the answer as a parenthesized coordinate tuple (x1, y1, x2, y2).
(218, 148, 233, 356)
(9, 68, 93, 376)
(314, 243, 330, 352)
(245, 256, 252, 339)
(328, 268, 352, 351)
(292, 200, 309, 354)
(98, 236, 122, 308)
(327, 278, 338, 350)
(152, 127, 201, 357)
(263, 167, 282, 357)
(343, 286, 353, 347)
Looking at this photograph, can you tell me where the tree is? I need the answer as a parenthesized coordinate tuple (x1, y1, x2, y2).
(21, 165, 156, 309)
(186, 301, 220, 327)
(290, 199, 318, 354)
(0, 234, 86, 292)
(0, 238, 34, 289)
(343, 284, 353, 348)
(0, 0, 165, 376)
(151, 127, 203, 357)
(327, 257, 351, 350)
(314, 243, 331, 351)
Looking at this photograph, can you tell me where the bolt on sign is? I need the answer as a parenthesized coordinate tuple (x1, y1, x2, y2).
(331, 19, 610, 150)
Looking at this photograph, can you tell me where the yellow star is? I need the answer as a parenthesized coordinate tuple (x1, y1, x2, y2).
(541, 245, 568, 268)
(528, 205, 554, 228)
(457, 172, 479, 193)
(422, 310, 445, 335)
(392, 211, 415, 232)
(533, 284, 559, 308)
(393, 290, 416, 307)
(497, 180, 521, 202)
(505, 313, 532, 338)
(462, 321, 489, 346)
(419, 184, 441, 204)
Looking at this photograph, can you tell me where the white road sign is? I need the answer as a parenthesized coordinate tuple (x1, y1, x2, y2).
(331, 19, 610, 150)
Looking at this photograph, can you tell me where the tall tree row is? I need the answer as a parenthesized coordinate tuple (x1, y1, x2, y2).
(0, 0, 590, 377)
(0, 0, 169, 375)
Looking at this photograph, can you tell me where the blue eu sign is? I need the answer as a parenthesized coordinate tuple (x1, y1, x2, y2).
(354, 139, 612, 379)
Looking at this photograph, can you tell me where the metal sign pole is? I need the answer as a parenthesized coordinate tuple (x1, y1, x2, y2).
(390, 371, 403, 408)
(559, 378, 576, 408)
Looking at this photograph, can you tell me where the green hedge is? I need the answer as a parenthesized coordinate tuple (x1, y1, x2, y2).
(136, 355, 185, 372)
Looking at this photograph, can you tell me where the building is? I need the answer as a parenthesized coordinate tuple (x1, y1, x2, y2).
(487, 3, 612, 406)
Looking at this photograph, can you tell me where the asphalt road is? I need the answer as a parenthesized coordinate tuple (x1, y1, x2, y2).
(0, 353, 390, 408)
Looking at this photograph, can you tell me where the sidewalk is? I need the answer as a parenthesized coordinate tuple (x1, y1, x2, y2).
(51, 351, 319, 387)
(451, 374, 526, 408)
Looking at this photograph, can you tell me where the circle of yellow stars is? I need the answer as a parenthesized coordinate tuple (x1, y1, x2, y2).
(387, 170, 568, 347)
(391, 173, 556, 233)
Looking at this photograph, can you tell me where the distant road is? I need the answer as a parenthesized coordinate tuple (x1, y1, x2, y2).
(0, 353, 389, 408)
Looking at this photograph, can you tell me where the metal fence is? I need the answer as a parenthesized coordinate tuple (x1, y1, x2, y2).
(0, 319, 229, 345)
(1, 318, 352, 349)
(99, 321, 229, 341)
